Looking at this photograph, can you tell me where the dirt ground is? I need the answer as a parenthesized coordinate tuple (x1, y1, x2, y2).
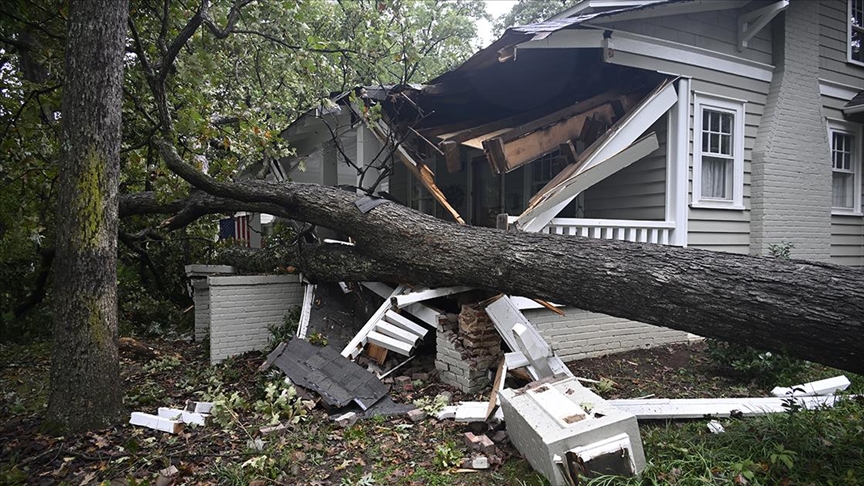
(0, 335, 770, 485)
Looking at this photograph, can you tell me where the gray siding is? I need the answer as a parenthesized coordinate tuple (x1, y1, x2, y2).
(687, 79, 768, 254)
(600, 3, 773, 65)
(583, 117, 667, 221)
(819, 0, 864, 86)
(823, 89, 864, 265)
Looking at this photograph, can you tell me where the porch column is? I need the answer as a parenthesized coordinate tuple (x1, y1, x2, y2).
(356, 125, 387, 193)
(666, 77, 690, 247)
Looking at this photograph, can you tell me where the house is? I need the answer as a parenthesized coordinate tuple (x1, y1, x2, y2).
(271, 0, 864, 361)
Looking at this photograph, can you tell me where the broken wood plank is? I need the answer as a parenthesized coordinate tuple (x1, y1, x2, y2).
(297, 283, 316, 339)
(375, 321, 420, 346)
(341, 284, 407, 358)
(367, 330, 413, 356)
(186, 401, 214, 414)
(559, 140, 579, 165)
(366, 342, 389, 365)
(517, 133, 660, 232)
(368, 120, 466, 224)
(484, 295, 550, 355)
(455, 402, 490, 422)
(441, 140, 461, 173)
(525, 78, 676, 212)
(483, 102, 618, 173)
(392, 286, 473, 307)
(157, 407, 207, 426)
(361, 282, 441, 329)
(486, 359, 507, 420)
(513, 323, 554, 379)
(130, 412, 183, 434)
(771, 375, 851, 397)
(608, 395, 850, 420)
(383, 310, 429, 338)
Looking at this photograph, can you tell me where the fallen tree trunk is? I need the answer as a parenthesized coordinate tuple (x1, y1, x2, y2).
(151, 140, 864, 374)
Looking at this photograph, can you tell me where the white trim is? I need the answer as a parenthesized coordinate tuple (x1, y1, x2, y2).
(516, 28, 774, 82)
(667, 78, 690, 246)
(593, 0, 751, 23)
(819, 78, 861, 101)
(548, 0, 662, 20)
(828, 119, 863, 216)
(737, 1, 788, 51)
(691, 93, 746, 210)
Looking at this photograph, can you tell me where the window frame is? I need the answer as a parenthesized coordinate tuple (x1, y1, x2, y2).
(828, 119, 863, 216)
(848, 0, 864, 67)
(691, 93, 745, 210)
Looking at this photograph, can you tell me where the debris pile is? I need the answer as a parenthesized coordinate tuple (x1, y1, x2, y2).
(435, 304, 502, 393)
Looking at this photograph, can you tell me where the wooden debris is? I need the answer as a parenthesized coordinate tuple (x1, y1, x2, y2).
(129, 412, 183, 434)
(157, 407, 207, 426)
(365, 343, 388, 365)
(455, 402, 490, 422)
(609, 395, 851, 420)
(771, 375, 850, 397)
(486, 359, 506, 420)
(185, 401, 214, 414)
(332, 412, 358, 428)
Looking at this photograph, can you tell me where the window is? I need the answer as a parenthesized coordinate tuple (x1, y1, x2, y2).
(849, 0, 864, 65)
(692, 93, 745, 209)
(828, 120, 862, 214)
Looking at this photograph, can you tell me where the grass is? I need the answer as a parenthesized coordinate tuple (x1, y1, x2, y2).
(2, 338, 863, 486)
(585, 395, 864, 485)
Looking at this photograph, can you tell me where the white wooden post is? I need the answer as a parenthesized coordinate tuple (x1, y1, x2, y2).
(666, 77, 690, 247)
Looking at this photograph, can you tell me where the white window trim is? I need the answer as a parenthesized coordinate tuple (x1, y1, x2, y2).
(691, 93, 745, 210)
(828, 119, 863, 216)
(848, 0, 864, 67)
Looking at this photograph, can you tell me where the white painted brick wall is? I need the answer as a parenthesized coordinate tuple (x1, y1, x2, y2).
(192, 280, 210, 342)
(523, 308, 692, 362)
(207, 275, 304, 364)
(751, 1, 832, 260)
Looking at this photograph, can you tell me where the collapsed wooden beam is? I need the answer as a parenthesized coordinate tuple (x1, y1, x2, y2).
(481, 91, 636, 174)
(368, 120, 466, 224)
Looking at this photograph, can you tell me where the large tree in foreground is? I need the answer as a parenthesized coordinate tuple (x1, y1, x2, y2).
(44, 0, 129, 432)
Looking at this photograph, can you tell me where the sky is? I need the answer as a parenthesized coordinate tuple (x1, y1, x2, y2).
(477, 0, 519, 48)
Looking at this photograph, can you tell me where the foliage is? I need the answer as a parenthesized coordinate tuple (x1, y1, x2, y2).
(433, 441, 464, 469)
(585, 396, 864, 485)
(0, 0, 486, 345)
(706, 341, 811, 386)
(268, 306, 299, 347)
(493, 0, 580, 36)
(413, 393, 450, 414)
(590, 377, 617, 395)
(706, 241, 809, 386)
(307, 331, 329, 347)
(768, 241, 794, 259)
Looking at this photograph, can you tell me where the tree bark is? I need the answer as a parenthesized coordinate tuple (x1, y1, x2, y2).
(45, 0, 129, 432)
(155, 140, 864, 374)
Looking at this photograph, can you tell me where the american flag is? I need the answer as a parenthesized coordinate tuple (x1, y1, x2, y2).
(218, 214, 251, 246)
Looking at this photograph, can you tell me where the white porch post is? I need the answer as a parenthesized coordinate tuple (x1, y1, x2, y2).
(666, 77, 690, 247)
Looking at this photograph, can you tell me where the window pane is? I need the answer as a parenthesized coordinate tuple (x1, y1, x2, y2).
(721, 113, 731, 133)
(702, 156, 731, 200)
(852, 0, 864, 62)
(702, 132, 709, 152)
(710, 134, 719, 153)
(833, 172, 854, 208)
(721, 134, 731, 155)
(832, 132, 854, 170)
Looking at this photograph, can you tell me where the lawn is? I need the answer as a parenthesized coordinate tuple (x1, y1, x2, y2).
(1, 338, 862, 485)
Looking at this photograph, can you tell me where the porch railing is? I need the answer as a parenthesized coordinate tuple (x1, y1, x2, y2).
(509, 217, 678, 245)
